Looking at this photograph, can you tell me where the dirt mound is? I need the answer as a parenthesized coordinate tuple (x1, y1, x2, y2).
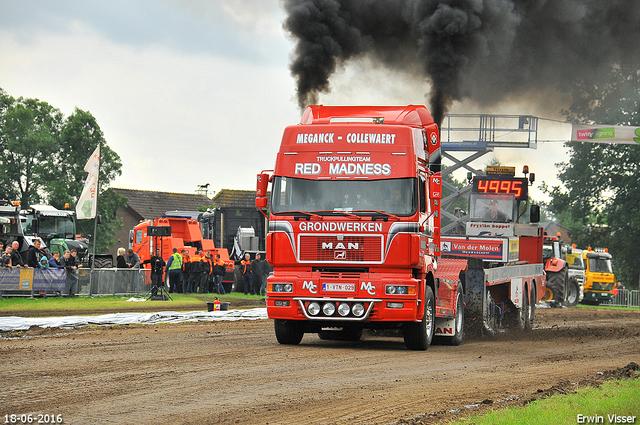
(3, 325, 68, 339)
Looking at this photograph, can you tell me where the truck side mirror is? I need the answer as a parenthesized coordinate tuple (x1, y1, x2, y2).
(256, 173, 269, 208)
(529, 205, 540, 223)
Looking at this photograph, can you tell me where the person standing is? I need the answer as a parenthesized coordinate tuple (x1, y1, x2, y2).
(202, 251, 213, 293)
(116, 247, 127, 268)
(213, 254, 226, 294)
(48, 251, 64, 269)
(164, 247, 183, 293)
(241, 253, 252, 295)
(27, 239, 44, 268)
(1, 245, 14, 268)
(61, 250, 78, 296)
(10, 241, 24, 268)
(187, 250, 202, 294)
(125, 248, 141, 292)
(125, 249, 141, 269)
(251, 253, 265, 296)
(181, 250, 190, 294)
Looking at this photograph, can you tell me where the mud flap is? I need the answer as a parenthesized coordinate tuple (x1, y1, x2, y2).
(434, 317, 456, 336)
(510, 278, 523, 308)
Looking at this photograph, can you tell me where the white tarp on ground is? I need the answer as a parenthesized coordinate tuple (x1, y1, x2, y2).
(0, 308, 268, 333)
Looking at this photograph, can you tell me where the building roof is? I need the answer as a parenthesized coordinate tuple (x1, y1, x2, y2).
(210, 189, 262, 209)
(110, 188, 213, 220)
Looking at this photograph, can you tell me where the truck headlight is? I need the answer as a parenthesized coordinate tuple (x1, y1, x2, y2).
(269, 283, 293, 293)
(308, 302, 321, 316)
(352, 303, 365, 317)
(337, 302, 351, 317)
(322, 302, 336, 316)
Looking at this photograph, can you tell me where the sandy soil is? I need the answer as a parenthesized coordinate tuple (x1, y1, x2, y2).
(1, 307, 639, 425)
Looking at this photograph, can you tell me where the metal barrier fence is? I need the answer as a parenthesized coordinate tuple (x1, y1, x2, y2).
(79, 268, 153, 297)
(0, 268, 154, 297)
(602, 289, 640, 308)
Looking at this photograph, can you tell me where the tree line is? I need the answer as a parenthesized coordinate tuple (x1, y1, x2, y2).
(545, 64, 640, 289)
(0, 88, 126, 253)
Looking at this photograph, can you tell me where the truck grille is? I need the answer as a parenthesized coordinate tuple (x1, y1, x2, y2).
(298, 235, 383, 263)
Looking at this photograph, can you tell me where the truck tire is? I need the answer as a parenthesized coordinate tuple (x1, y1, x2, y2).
(527, 286, 536, 330)
(482, 289, 497, 336)
(565, 278, 580, 307)
(274, 319, 304, 345)
(403, 285, 435, 350)
(509, 284, 531, 332)
(434, 283, 464, 346)
(92, 255, 113, 269)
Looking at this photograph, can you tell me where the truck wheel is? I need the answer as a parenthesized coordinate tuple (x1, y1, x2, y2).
(482, 290, 497, 336)
(565, 278, 580, 307)
(92, 256, 113, 269)
(274, 319, 304, 345)
(435, 283, 464, 346)
(509, 285, 530, 332)
(527, 286, 536, 330)
(403, 285, 435, 350)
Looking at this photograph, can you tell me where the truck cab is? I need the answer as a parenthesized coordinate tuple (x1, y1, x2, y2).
(581, 248, 615, 304)
(258, 105, 444, 350)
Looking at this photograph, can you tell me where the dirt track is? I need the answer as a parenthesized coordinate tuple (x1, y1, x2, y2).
(1, 307, 639, 425)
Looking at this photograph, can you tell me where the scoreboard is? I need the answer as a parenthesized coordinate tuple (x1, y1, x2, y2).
(472, 176, 528, 201)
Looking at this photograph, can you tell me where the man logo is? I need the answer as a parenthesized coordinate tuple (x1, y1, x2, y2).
(335, 251, 346, 259)
(361, 281, 376, 295)
(302, 281, 317, 294)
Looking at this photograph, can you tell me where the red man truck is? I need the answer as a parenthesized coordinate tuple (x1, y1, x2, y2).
(256, 105, 545, 350)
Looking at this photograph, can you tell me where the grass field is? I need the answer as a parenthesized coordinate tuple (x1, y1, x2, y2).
(451, 377, 640, 425)
(0, 293, 264, 316)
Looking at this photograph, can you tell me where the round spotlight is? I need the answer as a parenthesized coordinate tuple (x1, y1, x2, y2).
(352, 303, 365, 317)
(284, 284, 293, 292)
(337, 302, 351, 317)
(308, 302, 321, 316)
(386, 286, 396, 295)
(322, 302, 336, 316)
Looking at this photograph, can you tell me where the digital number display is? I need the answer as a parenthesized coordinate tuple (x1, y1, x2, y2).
(472, 177, 528, 201)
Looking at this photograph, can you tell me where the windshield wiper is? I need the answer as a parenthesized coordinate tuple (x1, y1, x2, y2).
(307, 210, 363, 219)
(273, 210, 323, 220)
(349, 210, 398, 221)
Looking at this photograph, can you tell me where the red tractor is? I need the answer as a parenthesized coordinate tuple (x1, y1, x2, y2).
(541, 233, 579, 307)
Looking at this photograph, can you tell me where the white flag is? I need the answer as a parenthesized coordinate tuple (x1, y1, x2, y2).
(75, 145, 100, 219)
(84, 145, 101, 177)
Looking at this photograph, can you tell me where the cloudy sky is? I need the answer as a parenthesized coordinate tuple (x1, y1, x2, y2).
(0, 0, 574, 202)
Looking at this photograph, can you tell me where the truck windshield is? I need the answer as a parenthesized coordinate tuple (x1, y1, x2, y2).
(39, 215, 75, 239)
(589, 257, 613, 274)
(565, 253, 585, 270)
(468, 193, 515, 223)
(271, 176, 417, 216)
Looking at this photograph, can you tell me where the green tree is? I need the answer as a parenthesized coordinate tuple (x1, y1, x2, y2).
(0, 88, 126, 253)
(546, 65, 640, 288)
(0, 90, 63, 205)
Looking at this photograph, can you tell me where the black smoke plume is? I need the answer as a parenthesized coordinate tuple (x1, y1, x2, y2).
(283, 0, 640, 126)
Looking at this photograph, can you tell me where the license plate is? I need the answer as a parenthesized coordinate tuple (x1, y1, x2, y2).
(323, 283, 356, 292)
